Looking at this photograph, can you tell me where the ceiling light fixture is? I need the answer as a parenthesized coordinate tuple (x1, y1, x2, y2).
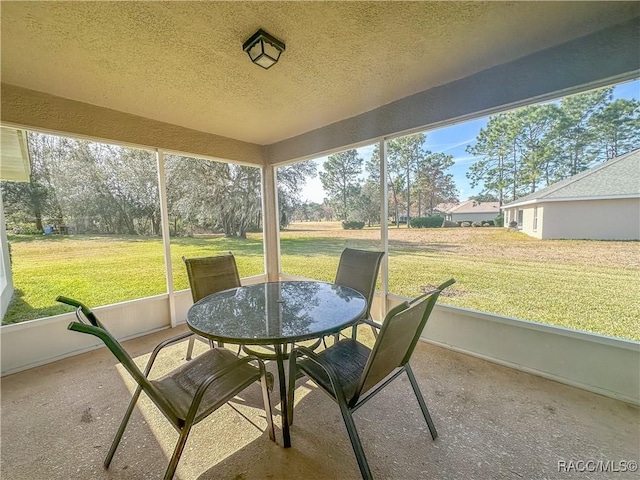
(242, 29, 286, 69)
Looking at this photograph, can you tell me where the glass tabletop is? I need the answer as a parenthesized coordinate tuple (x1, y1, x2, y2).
(187, 281, 367, 345)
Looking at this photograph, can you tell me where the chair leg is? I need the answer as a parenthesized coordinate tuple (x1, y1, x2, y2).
(185, 337, 195, 361)
(164, 424, 194, 480)
(337, 401, 373, 480)
(261, 367, 276, 441)
(104, 385, 142, 468)
(405, 364, 437, 440)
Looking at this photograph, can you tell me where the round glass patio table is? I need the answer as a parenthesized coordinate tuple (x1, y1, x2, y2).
(186, 280, 367, 447)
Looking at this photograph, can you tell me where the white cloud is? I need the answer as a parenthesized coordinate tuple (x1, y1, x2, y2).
(427, 137, 476, 152)
(452, 155, 479, 165)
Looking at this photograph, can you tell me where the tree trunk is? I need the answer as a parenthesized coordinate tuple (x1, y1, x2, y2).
(388, 174, 400, 228)
(406, 164, 411, 228)
(34, 211, 43, 232)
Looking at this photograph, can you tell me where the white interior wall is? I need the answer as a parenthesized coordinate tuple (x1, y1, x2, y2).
(385, 294, 640, 406)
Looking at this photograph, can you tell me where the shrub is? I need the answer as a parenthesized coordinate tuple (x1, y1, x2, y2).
(494, 214, 504, 227)
(460, 221, 471, 227)
(342, 221, 365, 230)
(442, 220, 459, 228)
(8, 222, 41, 235)
(410, 216, 444, 228)
(482, 220, 495, 226)
(472, 221, 483, 227)
(509, 220, 518, 228)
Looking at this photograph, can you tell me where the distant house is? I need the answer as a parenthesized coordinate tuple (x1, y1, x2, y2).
(433, 202, 458, 216)
(502, 148, 640, 240)
(439, 200, 501, 223)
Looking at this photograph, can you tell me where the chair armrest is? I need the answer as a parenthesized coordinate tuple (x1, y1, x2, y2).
(143, 331, 196, 376)
(56, 295, 89, 311)
(291, 346, 324, 363)
(409, 278, 456, 305)
(57, 296, 100, 326)
(360, 318, 382, 330)
(153, 331, 195, 353)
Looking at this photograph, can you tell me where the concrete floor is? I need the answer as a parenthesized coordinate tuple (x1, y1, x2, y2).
(1, 325, 638, 480)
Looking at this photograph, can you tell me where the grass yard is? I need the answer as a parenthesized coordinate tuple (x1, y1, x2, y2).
(4, 223, 639, 341)
(4, 234, 265, 323)
(280, 222, 640, 341)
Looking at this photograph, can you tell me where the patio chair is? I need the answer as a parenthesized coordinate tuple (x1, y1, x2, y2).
(287, 278, 455, 480)
(58, 296, 275, 480)
(183, 253, 242, 359)
(333, 248, 384, 341)
(184, 253, 296, 363)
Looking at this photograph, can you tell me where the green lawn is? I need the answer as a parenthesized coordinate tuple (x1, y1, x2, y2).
(4, 225, 639, 342)
(4, 234, 265, 323)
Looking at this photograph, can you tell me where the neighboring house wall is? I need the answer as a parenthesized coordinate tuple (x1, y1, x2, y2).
(541, 198, 639, 240)
(506, 198, 640, 240)
(450, 212, 499, 223)
(514, 205, 545, 239)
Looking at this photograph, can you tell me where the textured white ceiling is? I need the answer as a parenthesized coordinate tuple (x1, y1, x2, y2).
(1, 2, 638, 145)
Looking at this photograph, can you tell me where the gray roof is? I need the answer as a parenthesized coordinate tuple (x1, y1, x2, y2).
(505, 148, 640, 207)
(449, 200, 501, 214)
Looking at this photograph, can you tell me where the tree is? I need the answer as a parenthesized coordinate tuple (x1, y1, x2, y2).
(467, 84, 640, 204)
(469, 194, 499, 202)
(367, 134, 426, 227)
(166, 157, 262, 238)
(366, 147, 403, 226)
(551, 89, 609, 178)
(277, 161, 317, 228)
(1, 133, 66, 232)
(4, 132, 319, 239)
(515, 104, 559, 193)
(355, 180, 380, 226)
(387, 134, 425, 227)
(590, 97, 640, 161)
(466, 113, 520, 205)
(292, 201, 325, 222)
(320, 150, 363, 220)
(413, 152, 458, 215)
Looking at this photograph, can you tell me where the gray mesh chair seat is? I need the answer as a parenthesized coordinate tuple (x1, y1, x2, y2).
(151, 347, 263, 423)
(296, 339, 370, 402)
(288, 278, 455, 480)
(59, 296, 275, 480)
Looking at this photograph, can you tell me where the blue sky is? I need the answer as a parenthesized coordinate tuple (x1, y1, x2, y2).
(300, 79, 639, 203)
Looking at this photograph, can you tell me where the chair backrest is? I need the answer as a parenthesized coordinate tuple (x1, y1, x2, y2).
(352, 278, 455, 404)
(59, 297, 178, 423)
(334, 248, 384, 319)
(183, 253, 241, 302)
